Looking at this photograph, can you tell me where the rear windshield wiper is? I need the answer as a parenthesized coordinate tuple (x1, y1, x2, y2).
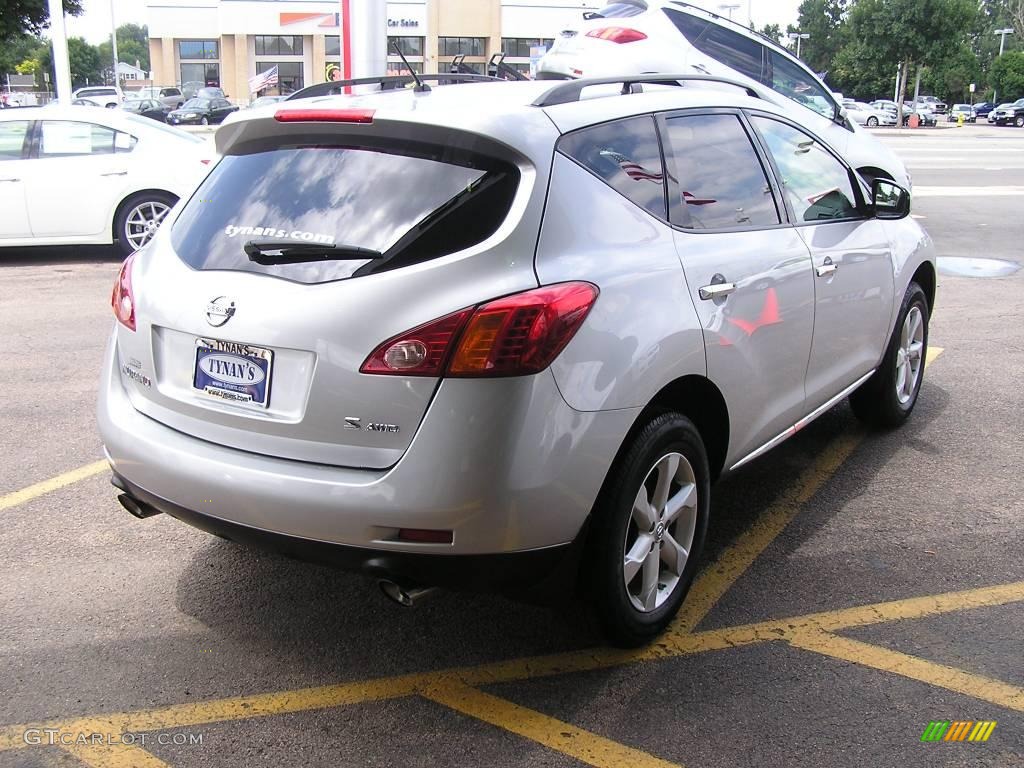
(243, 239, 382, 265)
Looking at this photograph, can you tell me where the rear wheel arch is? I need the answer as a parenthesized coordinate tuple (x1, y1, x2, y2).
(606, 376, 729, 485)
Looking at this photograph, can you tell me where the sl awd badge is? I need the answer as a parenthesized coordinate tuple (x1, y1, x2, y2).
(344, 417, 399, 433)
(205, 296, 236, 327)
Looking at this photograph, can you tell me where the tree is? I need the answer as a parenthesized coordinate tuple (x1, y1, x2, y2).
(66, 36, 101, 88)
(0, 0, 83, 42)
(922, 45, 983, 102)
(97, 24, 151, 83)
(841, 0, 976, 123)
(759, 23, 783, 44)
(831, 41, 895, 99)
(991, 50, 1024, 99)
(794, 0, 848, 72)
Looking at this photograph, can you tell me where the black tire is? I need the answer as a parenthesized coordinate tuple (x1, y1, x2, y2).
(850, 282, 929, 429)
(585, 412, 710, 647)
(200, 116, 209, 126)
(1015, 115, 1024, 128)
(113, 191, 178, 258)
(867, 116, 878, 127)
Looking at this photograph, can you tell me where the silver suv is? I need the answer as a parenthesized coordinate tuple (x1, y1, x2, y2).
(99, 75, 936, 645)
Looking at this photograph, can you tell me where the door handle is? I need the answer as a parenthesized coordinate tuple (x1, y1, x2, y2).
(101, 171, 128, 177)
(815, 257, 838, 277)
(0, 177, 20, 183)
(698, 282, 737, 300)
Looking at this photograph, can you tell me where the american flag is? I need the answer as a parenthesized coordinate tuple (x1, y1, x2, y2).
(248, 66, 279, 94)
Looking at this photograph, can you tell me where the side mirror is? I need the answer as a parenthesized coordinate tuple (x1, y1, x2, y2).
(871, 178, 911, 220)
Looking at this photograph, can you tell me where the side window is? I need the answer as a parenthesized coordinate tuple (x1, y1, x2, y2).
(767, 52, 838, 120)
(664, 114, 780, 229)
(558, 116, 666, 219)
(751, 117, 860, 223)
(39, 122, 136, 157)
(0, 121, 30, 161)
(663, 9, 763, 82)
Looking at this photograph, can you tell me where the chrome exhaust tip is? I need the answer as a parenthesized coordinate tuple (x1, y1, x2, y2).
(378, 579, 438, 607)
(117, 493, 162, 519)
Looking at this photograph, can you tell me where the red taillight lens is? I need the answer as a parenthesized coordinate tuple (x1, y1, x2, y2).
(274, 108, 375, 123)
(360, 308, 474, 376)
(111, 253, 137, 331)
(585, 27, 648, 43)
(360, 283, 598, 378)
(449, 283, 598, 377)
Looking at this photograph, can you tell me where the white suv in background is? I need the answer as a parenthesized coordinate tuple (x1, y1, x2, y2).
(538, 0, 910, 187)
(72, 86, 124, 108)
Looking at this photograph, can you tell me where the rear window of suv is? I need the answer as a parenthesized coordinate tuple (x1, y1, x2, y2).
(171, 142, 520, 284)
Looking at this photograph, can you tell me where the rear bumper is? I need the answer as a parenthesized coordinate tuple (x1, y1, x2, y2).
(99, 329, 640, 557)
(112, 471, 583, 596)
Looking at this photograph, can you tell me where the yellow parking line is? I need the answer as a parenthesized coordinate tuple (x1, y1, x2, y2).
(7, 578, 1018, 756)
(668, 430, 864, 635)
(423, 681, 682, 768)
(789, 627, 1024, 713)
(61, 740, 171, 768)
(668, 345, 943, 637)
(0, 460, 108, 512)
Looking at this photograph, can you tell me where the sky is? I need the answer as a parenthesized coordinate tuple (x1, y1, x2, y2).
(63, 0, 804, 45)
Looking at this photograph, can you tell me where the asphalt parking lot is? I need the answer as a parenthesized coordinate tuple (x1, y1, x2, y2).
(1, 124, 1022, 768)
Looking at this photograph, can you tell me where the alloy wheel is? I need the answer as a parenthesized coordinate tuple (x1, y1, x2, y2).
(622, 452, 698, 612)
(124, 201, 171, 251)
(895, 305, 924, 404)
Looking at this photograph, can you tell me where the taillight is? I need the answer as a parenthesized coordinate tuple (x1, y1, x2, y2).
(360, 283, 598, 378)
(274, 108, 375, 123)
(360, 309, 474, 376)
(111, 253, 137, 331)
(585, 27, 648, 43)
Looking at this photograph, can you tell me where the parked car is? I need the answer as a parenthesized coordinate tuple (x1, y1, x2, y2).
(991, 98, 1024, 126)
(181, 81, 205, 100)
(845, 101, 895, 127)
(249, 95, 286, 109)
(947, 103, 975, 122)
(536, 0, 910, 188)
(0, 105, 212, 256)
(132, 86, 185, 110)
(72, 86, 123, 108)
(99, 75, 936, 646)
(918, 95, 946, 114)
(120, 98, 168, 122)
(166, 97, 239, 126)
(869, 99, 899, 115)
(971, 101, 996, 119)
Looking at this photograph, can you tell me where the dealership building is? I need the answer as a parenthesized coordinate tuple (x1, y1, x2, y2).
(146, 0, 599, 99)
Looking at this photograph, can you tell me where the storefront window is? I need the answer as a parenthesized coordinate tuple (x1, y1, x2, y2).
(180, 63, 220, 88)
(438, 37, 486, 57)
(255, 36, 304, 57)
(178, 40, 219, 60)
(325, 36, 341, 57)
(256, 62, 304, 94)
(501, 38, 553, 58)
(388, 36, 424, 57)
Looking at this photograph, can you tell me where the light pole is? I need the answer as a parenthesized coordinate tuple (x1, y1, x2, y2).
(717, 4, 740, 20)
(788, 32, 810, 59)
(109, 0, 120, 89)
(47, 0, 72, 102)
(993, 28, 1014, 103)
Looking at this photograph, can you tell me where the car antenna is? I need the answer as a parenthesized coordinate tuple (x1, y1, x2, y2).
(391, 40, 430, 93)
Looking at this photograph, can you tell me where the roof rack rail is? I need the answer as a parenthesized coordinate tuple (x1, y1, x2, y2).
(532, 74, 762, 107)
(284, 73, 500, 101)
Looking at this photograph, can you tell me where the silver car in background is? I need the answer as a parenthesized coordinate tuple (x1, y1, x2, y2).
(100, 75, 936, 645)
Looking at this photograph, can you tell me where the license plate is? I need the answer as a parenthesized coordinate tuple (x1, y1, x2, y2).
(193, 338, 273, 408)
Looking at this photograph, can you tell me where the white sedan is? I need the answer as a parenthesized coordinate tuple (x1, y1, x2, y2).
(844, 101, 896, 127)
(0, 104, 212, 256)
